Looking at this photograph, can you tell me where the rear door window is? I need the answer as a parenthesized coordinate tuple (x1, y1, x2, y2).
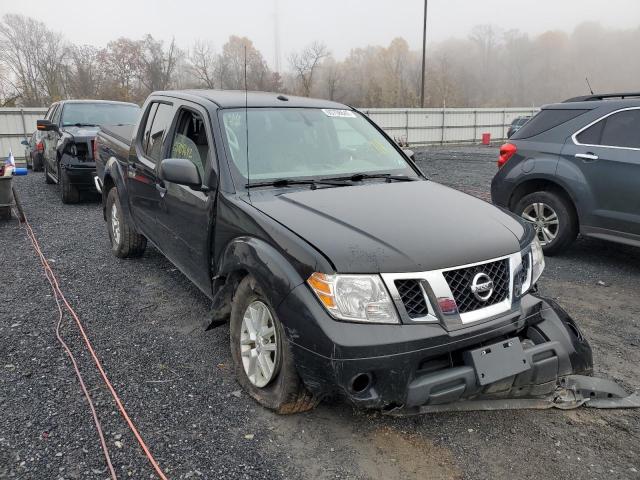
(512, 109, 589, 139)
(600, 110, 640, 149)
(576, 109, 640, 149)
(146, 103, 174, 163)
(576, 121, 605, 145)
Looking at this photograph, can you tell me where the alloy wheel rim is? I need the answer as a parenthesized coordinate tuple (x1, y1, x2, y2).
(522, 202, 559, 245)
(111, 203, 121, 246)
(240, 300, 278, 388)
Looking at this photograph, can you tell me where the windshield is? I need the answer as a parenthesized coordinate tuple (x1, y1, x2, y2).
(62, 103, 140, 127)
(220, 108, 416, 184)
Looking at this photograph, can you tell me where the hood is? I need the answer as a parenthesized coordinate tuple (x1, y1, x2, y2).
(249, 180, 528, 273)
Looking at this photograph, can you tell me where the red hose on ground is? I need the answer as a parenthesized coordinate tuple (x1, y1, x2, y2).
(16, 209, 168, 480)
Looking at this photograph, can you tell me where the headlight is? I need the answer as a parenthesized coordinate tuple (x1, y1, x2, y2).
(530, 237, 545, 285)
(519, 237, 545, 295)
(307, 272, 399, 324)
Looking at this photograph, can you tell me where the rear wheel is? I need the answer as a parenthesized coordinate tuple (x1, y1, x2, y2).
(106, 187, 146, 258)
(230, 275, 317, 414)
(59, 164, 80, 204)
(515, 190, 577, 255)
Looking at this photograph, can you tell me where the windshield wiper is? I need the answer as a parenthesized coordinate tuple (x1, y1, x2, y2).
(325, 173, 419, 182)
(246, 178, 351, 189)
(64, 123, 98, 127)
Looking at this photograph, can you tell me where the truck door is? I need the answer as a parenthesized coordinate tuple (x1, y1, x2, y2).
(565, 107, 640, 236)
(128, 101, 174, 239)
(155, 104, 215, 293)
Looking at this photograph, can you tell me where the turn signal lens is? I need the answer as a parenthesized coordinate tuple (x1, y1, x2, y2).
(498, 143, 517, 168)
(306, 272, 399, 324)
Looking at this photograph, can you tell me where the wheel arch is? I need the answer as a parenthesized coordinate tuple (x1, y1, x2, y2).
(207, 237, 306, 330)
(508, 177, 580, 226)
(103, 158, 134, 225)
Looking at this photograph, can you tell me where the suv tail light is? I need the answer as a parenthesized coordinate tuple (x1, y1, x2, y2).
(92, 139, 98, 160)
(498, 143, 517, 168)
(36, 141, 44, 152)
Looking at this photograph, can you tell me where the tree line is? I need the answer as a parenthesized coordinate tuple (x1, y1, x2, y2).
(1, 13, 638, 108)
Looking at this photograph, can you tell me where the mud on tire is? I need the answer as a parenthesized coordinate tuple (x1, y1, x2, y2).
(230, 275, 318, 414)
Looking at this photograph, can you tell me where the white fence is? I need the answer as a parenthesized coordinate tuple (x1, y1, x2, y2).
(362, 107, 539, 146)
(0, 106, 539, 160)
(0, 107, 48, 161)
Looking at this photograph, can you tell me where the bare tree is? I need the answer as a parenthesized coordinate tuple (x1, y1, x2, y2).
(288, 41, 330, 97)
(189, 40, 219, 88)
(66, 45, 104, 99)
(0, 14, 47, 105)
(102, 38, 142, 101)
(139, 35, 181, 93)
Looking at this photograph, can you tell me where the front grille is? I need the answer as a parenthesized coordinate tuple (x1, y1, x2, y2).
(395, 279, 429, 318)
(443, 259, 510, 313)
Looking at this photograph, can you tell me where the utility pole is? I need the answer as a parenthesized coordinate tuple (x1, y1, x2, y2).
(420, 0, 428, 108)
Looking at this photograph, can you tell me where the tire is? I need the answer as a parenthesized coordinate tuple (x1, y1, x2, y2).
(32, 155, 43, 172)
(106, 187, 146, 258)
(230, 275, 318, 414)
(0, 206, 11, 221)
(44, 161, 54, 184)
(59, 164, 80, 204)
(515, 190, 578, 256)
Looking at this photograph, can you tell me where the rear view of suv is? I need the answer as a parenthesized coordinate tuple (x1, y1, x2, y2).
(491, 93, 640, 254)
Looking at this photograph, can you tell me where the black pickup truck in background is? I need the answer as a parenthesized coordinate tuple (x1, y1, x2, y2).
(36, 100, 140, 203)
(94, 90, 593, 414)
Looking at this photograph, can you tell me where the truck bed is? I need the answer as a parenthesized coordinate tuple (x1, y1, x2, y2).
(95, 124, 134, 182)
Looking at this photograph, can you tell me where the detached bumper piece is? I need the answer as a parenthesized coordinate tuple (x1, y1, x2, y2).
(388, 375, 640, 415)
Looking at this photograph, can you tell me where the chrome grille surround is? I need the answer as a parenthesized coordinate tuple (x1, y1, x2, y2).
(382, 252, 525, 330)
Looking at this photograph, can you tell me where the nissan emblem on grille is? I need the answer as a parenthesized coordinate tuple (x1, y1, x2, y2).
(470, 272, 494, 302)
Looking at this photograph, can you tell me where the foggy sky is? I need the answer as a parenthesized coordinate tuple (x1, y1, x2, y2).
(2, 0, 639, 69)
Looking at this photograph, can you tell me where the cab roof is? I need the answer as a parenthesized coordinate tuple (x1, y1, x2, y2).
(156, 89, 351, 110)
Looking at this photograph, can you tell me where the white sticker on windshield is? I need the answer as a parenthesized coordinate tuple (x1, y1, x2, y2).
(322, 109, 357, 118)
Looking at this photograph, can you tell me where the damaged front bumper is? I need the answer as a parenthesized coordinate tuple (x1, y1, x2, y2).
(279, 286, 639, 411)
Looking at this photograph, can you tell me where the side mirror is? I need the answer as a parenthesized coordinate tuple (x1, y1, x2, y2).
(37, 119, 58, 133)
(158, 158, 202, 189)
(21, 139, 29, 146)
(403, 148, 415, 161)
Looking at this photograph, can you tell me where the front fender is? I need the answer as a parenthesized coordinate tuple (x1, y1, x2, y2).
(216, 236, 305, 314)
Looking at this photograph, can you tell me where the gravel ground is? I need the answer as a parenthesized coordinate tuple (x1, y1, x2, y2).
(1, 146, 639, 480)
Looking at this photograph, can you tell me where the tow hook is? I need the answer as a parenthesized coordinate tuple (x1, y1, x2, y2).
(386, 375, 640, 415)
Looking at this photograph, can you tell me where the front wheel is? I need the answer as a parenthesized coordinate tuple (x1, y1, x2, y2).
(230, 276, 317, 414)
(515, 190, 578, 255)
(59, 164, 80, 204)
(0, 206, 11, 220)
(32, 155, 44, 172)
(106, 187, 147, 258)
(44, 161, 54, 184)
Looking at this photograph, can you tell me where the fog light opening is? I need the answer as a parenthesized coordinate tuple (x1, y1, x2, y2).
(351, 373, 373, 394)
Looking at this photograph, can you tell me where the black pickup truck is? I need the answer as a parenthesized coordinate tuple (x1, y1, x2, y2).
(95, 90, 593, 414)
(36, 100, 140, 203)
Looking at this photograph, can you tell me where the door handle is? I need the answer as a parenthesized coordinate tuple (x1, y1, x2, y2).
(575, 153, 599, 162)
(155, 182, 167, 196)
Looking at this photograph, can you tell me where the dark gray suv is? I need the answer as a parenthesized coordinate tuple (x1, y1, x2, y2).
(491, 93, 640, 255)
